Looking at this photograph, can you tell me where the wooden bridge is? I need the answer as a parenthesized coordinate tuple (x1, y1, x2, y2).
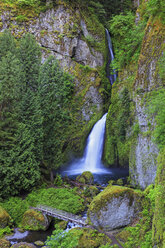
(32, 205, 87, 226)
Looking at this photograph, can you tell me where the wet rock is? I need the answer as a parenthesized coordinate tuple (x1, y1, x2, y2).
(22, 209, 51, 231)
(88, 186, 142, 231)
(0, 206, 10, 228)
(0, 239, 10, 248)
(76, 171, 94, 184)
(11, 242, 36, 248)
(34, 241, 44, 246)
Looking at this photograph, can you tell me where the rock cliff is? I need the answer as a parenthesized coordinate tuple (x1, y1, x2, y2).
(0, 0, 108, 159)
(105, 16, 165, 189)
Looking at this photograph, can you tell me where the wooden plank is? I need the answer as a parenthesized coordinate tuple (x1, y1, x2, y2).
(31, 205, 87, 226)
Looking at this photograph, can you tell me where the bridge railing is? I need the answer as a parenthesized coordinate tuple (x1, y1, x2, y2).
(34, 205, 87, 225)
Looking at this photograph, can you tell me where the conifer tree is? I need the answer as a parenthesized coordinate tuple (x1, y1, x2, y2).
(17, 33, 41, 91)
(19, 88, 43, 162)
(39, 56, 74, 180)
(0, 30, 16, 60)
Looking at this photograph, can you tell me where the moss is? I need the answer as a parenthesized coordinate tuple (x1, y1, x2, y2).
(11, 243, 36, 248)
(152, 148, 165, 247)
(115, 229, 131, 244)
(70, 228, 112, 248)
(56, 220, 68, 230)
(104, 64, 136, 168)
(0, 239, 10, 248)
(76, 171, 94, 185)
(0, 207, 10, 228)
(88, 185, 142, 215)
(21, 209, 49, 231)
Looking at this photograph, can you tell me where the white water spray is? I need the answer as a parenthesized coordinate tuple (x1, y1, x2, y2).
(63, 113, 111, 175)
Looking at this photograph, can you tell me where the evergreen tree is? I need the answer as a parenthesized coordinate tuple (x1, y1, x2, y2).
(0, 30, 16, 61)
(39, 56, 74, 180)
(17, 33, 41, 91)
(0, 52, 22, 151)
(0, 124, 41, 198)
(19, 88, 43, 162)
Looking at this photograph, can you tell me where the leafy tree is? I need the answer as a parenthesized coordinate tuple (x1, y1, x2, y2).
(39, 56, 74, 180)
(17, 33, 41, 91)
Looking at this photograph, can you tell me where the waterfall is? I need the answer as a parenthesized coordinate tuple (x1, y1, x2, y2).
(106, 29, 117, 85)
(62, 113, 111, 175)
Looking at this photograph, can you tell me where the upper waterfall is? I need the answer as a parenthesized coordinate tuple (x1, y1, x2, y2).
(62, 113, 111, 175)
(106, 29, 117, 85)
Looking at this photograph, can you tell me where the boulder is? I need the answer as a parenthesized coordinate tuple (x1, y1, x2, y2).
(0, 239, 10, 248)
(11, 243, 36, 248)
(76, 171, 94, 184)
(88, 186, 142, 231)
(0, 206, 10, 228)
(22, 209, 51, 231)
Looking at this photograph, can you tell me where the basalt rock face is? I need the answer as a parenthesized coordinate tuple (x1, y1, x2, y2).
(0, 1, 106, 159)
(105, 18, 165, 189)
(129, 19, 164, 189)
(0, 2, 104, 121)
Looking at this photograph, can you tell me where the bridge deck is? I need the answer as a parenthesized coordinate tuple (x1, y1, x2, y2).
(32, 205, 87, 226)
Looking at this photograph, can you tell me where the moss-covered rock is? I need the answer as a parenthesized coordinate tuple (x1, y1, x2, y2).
(34, 241, 44, 246)
(70, 228, 112, 248)
(11, 243, 36, 248)
(56, 220, 68, 230)
(76, 171, 94, 184)
(0, 206, 10, 228)
(22, 209, 51, 231)
(88, 186, 142, 231)
(152, 148, 165, 247)
(0, 239, 10, 248)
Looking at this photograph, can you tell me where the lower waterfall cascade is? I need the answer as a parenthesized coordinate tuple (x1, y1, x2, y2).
(62, 113, 111, 176)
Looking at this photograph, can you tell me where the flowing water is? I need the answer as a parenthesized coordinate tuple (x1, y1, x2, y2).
(60, 113, 128, 184)
(106, 29, 117, 85)
(62, 113, 109, 176)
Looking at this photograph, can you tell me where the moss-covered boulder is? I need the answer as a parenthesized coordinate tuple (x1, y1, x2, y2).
(22, 209, 51, 231)
(0, 239, 10, 248)
(11, 243, 36, 248)
(88, 186, 142, 231)
(70, 228, 112, 248)
(76, 171, 94, 184)
(0, 207, 10, 228)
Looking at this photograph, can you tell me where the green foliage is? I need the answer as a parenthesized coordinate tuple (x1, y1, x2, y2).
(45, 225, 80, 248)
(0, 197, 29, 226)
(118, 87, 130, 141)
(17, 0, 39, 7)
(152, 148, 165, 247)
(17, 33, 41, 91)
(26, 187, 84, 214)
(39, 56, 74, 172)
(147, 89, 165, 149)
(158, 49, 165, 82)
(0, 226, 11, 238)
(54, 174, 63, 186)
(146, 0, 165, 22)
(109, 12, 146, 69)
(0, 30, 16, 61)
